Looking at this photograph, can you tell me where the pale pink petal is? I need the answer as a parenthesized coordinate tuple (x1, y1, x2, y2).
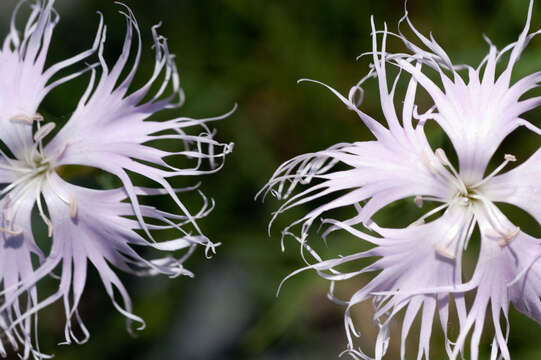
(452, 203, 541, 360)
(0, 3, 232, 356)
(3, 172, 204, 345)
(259, 22, 459, 246)
(44, 8, 233, 242)
(282, 205, 473, 360)
(482, 148, 541, 224)
(392, 0, 541, 183)
(0, 0, 102, 158)
(0, 181, 48, 359)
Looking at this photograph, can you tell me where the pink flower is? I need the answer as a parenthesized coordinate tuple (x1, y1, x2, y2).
(0, 1, 232, 358)
(261, 1, 541, 359)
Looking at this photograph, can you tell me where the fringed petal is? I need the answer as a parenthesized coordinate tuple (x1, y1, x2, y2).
(0, 180, 50, 359)
(44, 6, 233, 243)
(451, 203, 541, 360)
(279, 205, 473, 360)
(264, 2, 541, 360)
(0, 0, 103, 158)
(389, 0, 541, 183)
(0, 1, 232, 357)
(482, 148, 541, 224)
(259, 20, 461, 247)
(8, 172, 204, 345)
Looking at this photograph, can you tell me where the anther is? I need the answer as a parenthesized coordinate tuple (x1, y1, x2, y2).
(9, 114, 33, 125)
(9, 113, 43, 125)
(435, 244, 456, 260)
(69, 195, 77, 219)
(414, 195, 423, 208)
(504, 154, 517, 162)
(46, 221, 53, 237)
(33, 122, 55, 142)
(32, 113, 44, 122)
(498, 226, 520, 246)
(0, 226, 22, 236)
(435, 148, 449, 165)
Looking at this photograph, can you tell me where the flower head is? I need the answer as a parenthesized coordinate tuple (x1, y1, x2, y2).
(261, 1, 541, 359)
(0, 1, 232, 358)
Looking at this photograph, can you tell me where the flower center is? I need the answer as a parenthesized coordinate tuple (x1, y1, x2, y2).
(423, 148, 517, 208)
(413, 148, 519, 259)
(0, 114, 72, 237)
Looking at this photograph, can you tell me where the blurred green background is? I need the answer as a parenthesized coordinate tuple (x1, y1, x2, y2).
(1, 0, 541, 359)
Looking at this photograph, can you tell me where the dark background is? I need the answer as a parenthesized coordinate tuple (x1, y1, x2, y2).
(1, 0, 540, 359)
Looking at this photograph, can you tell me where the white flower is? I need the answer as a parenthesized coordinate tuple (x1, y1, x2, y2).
(261, 1, 541, 359)
(0, 1, 232, 358)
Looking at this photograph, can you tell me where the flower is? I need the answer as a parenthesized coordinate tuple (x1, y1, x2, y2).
(260, 1, 541, 359)
(0, 1, 233, 358)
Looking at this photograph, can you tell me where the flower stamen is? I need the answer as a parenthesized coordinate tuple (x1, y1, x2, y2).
(9, 113, 43, 125)
(69, 195, 77, 219)
(435, 148, 468, 195)
(471, 154, 517, 189)
(498, 227, 520, 246)
(408, 202, 449, 227)
(0, 226, 23, 236)
(484, 226, 520, 246)
(435, 243, 456, 259)
(33, 122, 55, 143)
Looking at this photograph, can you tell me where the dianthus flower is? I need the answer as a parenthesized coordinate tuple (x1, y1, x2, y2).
(0, 1, 232, 358)
(260, 1, 541, 359)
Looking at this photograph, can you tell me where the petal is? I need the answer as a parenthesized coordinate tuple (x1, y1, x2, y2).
(260, 136, 456, 244)
(392, 1, 541, 184)
(43, 7, 233, 241)
(0, 0, 103, 158)
(0, 180, 49, 358)
(452, 203, 541, 360)
(24, 172, 204, 345)
(284, 204, 473, 360)
(261, 23, 460, 244)
(482, 148, 541, 224)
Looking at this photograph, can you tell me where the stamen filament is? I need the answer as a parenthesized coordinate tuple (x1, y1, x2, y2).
(409, 202, 449, 226)
(471, 154, 517, 189)
(435, 148, 468, 195)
